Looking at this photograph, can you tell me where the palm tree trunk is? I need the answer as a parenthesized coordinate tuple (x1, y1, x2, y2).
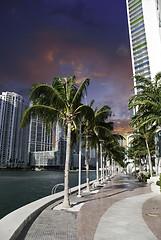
(86, 135, 90, 192)
(62, 121, 71, 208)
(145, 138, 153, 177)
(96, 143, 99, 183)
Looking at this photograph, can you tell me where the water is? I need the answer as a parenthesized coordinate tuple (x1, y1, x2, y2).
(0, 170, 96, 219)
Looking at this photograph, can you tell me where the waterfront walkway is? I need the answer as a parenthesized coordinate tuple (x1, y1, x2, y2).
(17, 174, 161, 240)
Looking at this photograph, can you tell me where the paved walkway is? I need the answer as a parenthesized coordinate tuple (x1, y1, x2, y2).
(94, 192, 157, 240)
(17, 174, 161, 240)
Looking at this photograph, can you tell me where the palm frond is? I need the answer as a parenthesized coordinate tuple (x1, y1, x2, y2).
(90, 99, 95, 107)
(30, 83, 65, 109)
(74, 104, 94, 123)
(52, 77, 66, 100)
(66, 75, 76, 102)
(95, 105, 111, 122)
(72, 78, 90, 106)
(20, 105, 60, 129)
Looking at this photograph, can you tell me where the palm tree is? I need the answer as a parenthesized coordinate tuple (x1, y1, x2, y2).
(93, 105, 113, 182)
(128, 135, 148, 175)
(128, 127, 155, 177)
(80, 102, 113, 189)
(20, 76, 93, 208)
(103, 133, 125, 175)
(81, 102, 94, 192)
(128, 72, 161, 128)
(128, 73, 161, 177)
(82, 103, 113, 189)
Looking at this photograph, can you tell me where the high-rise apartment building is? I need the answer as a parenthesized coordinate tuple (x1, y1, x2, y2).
(28, 116, 55, 167)
(126, 0, 161, 93)
(55, 122, 66, 166)
(28, 116, 53, 152)
(0, 92, 28, 168)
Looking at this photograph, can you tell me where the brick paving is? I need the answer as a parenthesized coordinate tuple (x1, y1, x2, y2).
(143, 195, 161, 240)
(76, 175, 152, 240)
(17, 175, 161, 240)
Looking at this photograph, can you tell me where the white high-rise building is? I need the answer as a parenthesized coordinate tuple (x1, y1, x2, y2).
(28, 116, 53, 153)
(28, 116, 55, 167)
(0, 92, 28, 168)
(126, 0, 161, 93)
(55, 122, 66, 166)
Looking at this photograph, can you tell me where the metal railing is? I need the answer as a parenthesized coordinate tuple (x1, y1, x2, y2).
(51, 183, 71, 195)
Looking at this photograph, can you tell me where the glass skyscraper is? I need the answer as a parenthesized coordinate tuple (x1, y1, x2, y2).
(28, 116, 53, 153)
(126, 0, 161, 93)
(0, 92, 28, 168)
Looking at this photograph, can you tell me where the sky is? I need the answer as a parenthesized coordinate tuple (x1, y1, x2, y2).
(0, 0, 133, 136)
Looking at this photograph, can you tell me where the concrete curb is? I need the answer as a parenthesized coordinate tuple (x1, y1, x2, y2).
(0, 180, 95, 240)
(151, 182, 161, 195)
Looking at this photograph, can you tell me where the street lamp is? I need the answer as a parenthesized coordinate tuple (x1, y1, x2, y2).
(100, 140, 103, 184)
(77, 122, 82, 197)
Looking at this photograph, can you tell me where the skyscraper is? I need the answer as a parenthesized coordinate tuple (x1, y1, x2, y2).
(0, 92, 28, 168)
(126, 0, 161, 93)
(28, 115, 54, 167)
(55, 122, 66, 166)
(28, 116, 53, 153)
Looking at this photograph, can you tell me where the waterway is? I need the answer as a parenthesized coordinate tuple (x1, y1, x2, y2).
(0, 170, 96, 219)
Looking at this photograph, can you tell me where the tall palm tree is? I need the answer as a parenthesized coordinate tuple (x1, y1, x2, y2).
(128, 127, 155, 177)
(82, 103, 113, 189)
(93, 105, 113, 182)
(80, 102, 113, 189)
(81, 101, 94, 192)
(128, 73, 161, 177)
(128, 72, 161, 128)
(103, 133, 125, 175)
(128, 135, 148, 175)
(20, 76, 93, 208)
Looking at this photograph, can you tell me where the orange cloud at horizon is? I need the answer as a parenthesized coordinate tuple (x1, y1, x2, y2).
(113, 119, 132, 137)
(112, 118, 133, 147)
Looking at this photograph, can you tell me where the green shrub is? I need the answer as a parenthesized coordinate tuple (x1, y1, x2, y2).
(147, 172, 151, 179)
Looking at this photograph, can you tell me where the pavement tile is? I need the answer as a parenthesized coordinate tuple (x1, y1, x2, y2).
(143, 195, 161, 240)
(17, 175, 161, 240)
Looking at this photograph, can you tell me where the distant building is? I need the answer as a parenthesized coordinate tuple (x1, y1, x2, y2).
(28, 114, 54, 167)
(0, 92, 28, 168)
(30, 151, 57, 167)
(118, 138, 123, 147)
(28, 116, 53, 153)
(29, 121, 67, 168)
(55, 122, 66, 167)
(126, 133, 138, 174)
(70, 141, 85, 169)
(89, 147, 96, 168)
(126, 0, 161, 93)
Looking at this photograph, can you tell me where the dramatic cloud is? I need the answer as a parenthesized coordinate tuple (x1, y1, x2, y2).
(0, 0, 133, 136)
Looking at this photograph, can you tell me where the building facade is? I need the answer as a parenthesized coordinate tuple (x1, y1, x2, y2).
(55, 122, 66, 167)
(28, 116, 53, 153)
(126, 0, 161, 93)
(0, 92, 28, 168)
(28, 116, 54, 167)
(29, 121, 67, 168)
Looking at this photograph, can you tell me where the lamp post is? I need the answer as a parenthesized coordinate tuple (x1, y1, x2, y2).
(77, 122, 82, 197)
(100, 141, 103, 184)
